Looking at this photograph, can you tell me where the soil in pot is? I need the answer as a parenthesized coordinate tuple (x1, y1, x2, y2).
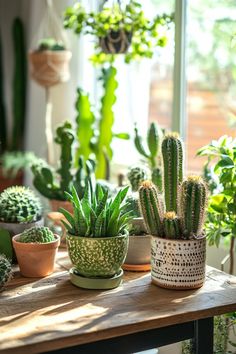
(12, 233, 60, 277)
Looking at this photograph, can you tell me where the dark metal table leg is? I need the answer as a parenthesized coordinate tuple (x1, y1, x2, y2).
(194, 317, 214, 354)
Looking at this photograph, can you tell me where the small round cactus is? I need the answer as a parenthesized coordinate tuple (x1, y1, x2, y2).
(127, 166, 148, 192)
(0, 255, 12, 290)
(0, 186, 42, 223)
(19, 227, 55, 243)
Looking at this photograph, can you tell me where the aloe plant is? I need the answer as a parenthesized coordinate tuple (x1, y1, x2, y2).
(60, 183, 132, 237)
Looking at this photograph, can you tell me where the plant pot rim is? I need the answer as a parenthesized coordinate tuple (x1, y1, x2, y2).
(0, 216, 44, 226)
(67, 229, 129, 240)
(29, 49, 72, 55)
(12, 233, 60, 249)
(151, 234, 206, 242)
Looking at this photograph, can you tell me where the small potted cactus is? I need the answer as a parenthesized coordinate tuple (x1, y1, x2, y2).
(0, 186, 43, 261)
(0, 255, 12, 291)
(123, 166, 151, 272)
(28, 38, 72, 87)
(139, 133, 208, 290)
(60, 183, 132, 290)
(12, 226, 60, 277)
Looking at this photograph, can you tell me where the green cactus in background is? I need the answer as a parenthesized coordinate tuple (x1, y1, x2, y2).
(180, 176, 208, 239)
(0, 186, 42, 223)
(19, 227, 55, 243)
(123, 193, 140, 218)
(134, 122, 163, 189)
(0, 33, 7, 155)
(0, 255, 12, 290)
(31, 121, 96, 201)
(138, 181, 163, 236)
(161, 132, 183, 212)
(127, 166, 148, 192)
(163, 211, 181, 239)
(55, 121, 74, 194)
(37, 38, 65, 51)
(11, 18, 27, 151)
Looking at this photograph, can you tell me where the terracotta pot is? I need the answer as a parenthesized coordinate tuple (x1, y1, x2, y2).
(66, 232, 129, 278)
(50, 200, 73, 214)
(151, 236, 206, 290)
(0, 218, 44, 262)
(12, 234, 60, 277)
(0, 168, 24, 192)
(99, 30, 132, 54)
(28, 50, 72, 87)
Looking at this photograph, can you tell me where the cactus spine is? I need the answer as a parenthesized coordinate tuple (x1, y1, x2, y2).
(19, 227, 55, 243)
(0, 255, 12, 290)
(161, 133, 183, 212)
(163, 212, 181, 239)
(138, 181, 163, 236)
(180, 176, 207, 238)
(12, 18, 27, 151)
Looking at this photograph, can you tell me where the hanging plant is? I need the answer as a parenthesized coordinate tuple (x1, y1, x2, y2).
(64, 0, 173, 64)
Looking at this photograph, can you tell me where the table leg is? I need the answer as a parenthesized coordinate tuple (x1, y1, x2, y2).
(194, 317, 214, 354)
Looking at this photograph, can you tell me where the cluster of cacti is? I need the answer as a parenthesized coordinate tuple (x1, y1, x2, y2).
(0, 186, 42, 223)
(127, 166, 148, 192)
(134, 122, 163, 189)
(31, 121, 96, 201)
(138, 133, 208, 239)
(37, 38, 65, 51)
(0, 255, 12, 290)
(19, 227, 55, 243)
(60, 183, 132, 237)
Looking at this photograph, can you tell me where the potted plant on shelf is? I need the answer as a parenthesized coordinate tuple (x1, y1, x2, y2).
(123, 166, 151, 271)
(60, 183, 132, 290)
(0, 186, 43, 261)
(64, 0, 173, 64)
(139, 133, 208, 290)
(28, 37, 72, 87)
(0, 255, 12, 291)
(13, 226, 60, 277)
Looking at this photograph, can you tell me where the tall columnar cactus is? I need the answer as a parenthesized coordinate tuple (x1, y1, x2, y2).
(0, 255, 12, 290)
(163, 212, 181, 239)
(19, 227, 55, 243)
(12, 18, 27, 151)
(138, 181, 163, 236)
(127, 166, 148, 192)
(180, 176, 208, 239)
(55, 121, 74, 193)
(161, 132, 183, 212)
(0, 186, 42, 223)
(0, 33, 7, 154)
(134, 122, 163, 189)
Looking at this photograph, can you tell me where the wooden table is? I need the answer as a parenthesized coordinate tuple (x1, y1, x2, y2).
(1, 251, 236, 354)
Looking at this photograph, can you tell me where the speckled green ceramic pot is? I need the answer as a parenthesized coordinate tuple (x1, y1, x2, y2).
(66, 232, 129, 278)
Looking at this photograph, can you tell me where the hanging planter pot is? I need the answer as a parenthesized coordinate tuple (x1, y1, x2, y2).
(99, 30, 132, 54)
(28, 49, 72, 88)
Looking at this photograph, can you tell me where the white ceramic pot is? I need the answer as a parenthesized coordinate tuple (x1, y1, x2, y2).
(151, 236, 206, 290)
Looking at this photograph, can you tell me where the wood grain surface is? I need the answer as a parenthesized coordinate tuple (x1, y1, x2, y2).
(1, 250, 236, 354)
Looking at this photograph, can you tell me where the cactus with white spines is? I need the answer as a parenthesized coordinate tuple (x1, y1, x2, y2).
(161, 132, 183, 212)
(163, 211, 181, 239)
(180, 176, 208, 239)
(138, 181, 164, 236)
(0, 255, 12, 290)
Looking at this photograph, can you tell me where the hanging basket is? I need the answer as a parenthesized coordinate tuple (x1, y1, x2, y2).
(99, 30, 132, 54)
(28, 50, 72, 88)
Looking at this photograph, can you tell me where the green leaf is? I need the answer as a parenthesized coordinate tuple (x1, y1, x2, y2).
(147, 122, 159, 158)
(134, 126, 149, 158)
(113, 132, 130, 140)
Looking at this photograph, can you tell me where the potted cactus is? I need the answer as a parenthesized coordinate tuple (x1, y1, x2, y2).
(13, 226, 60, 277)
(139, 133, 208, 290)
(60, 183, 132, 290)
(28, 37, 72, 87)
(123, 166, 151, 271)
(0, 255, 12, 291)
(0, 186, 43, 261)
